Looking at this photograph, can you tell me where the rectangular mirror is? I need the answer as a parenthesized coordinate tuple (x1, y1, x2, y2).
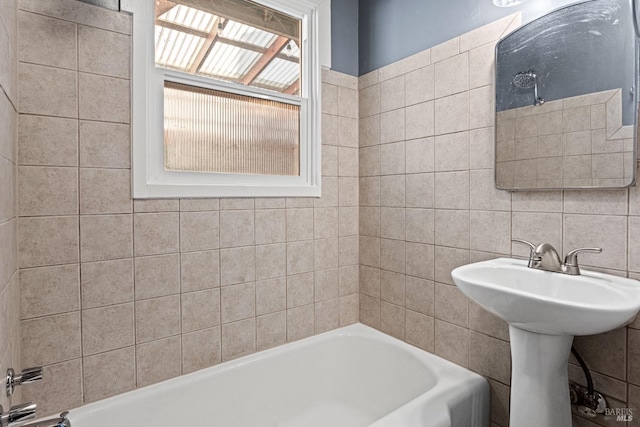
(495, 0, 639, 190)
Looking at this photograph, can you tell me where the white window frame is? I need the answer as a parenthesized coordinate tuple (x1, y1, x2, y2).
(122, 0, 323, 198)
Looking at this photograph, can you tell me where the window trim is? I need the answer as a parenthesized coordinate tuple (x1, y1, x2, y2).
(122, 0, 322, 198)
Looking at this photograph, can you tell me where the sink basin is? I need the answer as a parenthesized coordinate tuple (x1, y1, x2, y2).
(451, 257, 640, 427)
(452, 257, 640, 336)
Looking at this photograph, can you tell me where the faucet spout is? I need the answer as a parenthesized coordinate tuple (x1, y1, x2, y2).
(531, 243, 564, 273)
(19, 412, 70, 427)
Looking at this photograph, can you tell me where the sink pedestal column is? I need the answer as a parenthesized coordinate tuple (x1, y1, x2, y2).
(509, 326, 574, 427)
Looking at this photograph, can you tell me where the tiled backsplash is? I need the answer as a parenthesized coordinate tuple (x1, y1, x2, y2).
(0, 0, 21, 414)
(496, 89, 635, 189)
(16, 0, 358, 416)
(358, 12, 640, 427)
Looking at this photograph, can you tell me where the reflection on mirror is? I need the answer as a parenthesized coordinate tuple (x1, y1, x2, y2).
(495, 0, 638, 191)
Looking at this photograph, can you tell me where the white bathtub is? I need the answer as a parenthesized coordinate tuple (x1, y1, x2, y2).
(61, 324, 489, 427)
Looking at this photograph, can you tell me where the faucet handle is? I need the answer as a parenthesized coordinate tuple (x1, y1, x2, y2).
(512, 239, 538, 266)
(512, 238, 536, 251)
(512, 238, 537, 256)
(564, 247, 603, 266)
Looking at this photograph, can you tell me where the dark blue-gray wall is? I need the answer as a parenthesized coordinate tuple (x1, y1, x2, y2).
(358, 0, 578, 75)
(331, 0, 359, 76)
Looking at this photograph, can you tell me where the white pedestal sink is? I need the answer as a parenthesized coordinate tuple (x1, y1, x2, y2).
(452, 258, 640, 427)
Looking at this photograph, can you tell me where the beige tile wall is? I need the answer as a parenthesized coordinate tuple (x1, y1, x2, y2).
(358, 12, 640, 427)
(0, 0, 21, 414)
(15, 1, 640, 426)
(16, 0, 358, 416)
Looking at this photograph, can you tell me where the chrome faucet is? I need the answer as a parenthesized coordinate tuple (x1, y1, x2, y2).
(18, 413, 70, 427)
(0, 403, 36, 427)
(512, 239, 602, 275)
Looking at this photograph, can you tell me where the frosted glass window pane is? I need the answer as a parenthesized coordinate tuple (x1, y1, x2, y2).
(164, 81, 300, 176)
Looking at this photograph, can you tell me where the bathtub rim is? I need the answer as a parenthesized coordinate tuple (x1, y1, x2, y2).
(37, 322, 489, 425)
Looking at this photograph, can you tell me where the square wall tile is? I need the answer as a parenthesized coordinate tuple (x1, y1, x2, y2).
(434, 52, 469, 99)
(180, 250, 220, 292)
(21, 312, 81, 366)
(256, 243, 286, 280)
(406, 101, 435, 140)
(135, 295, 181, 343)
(80, 168, 132, 214)
(435, 282, 469, 328)
(19, 166, 78, 216)
(222, 318, 256, 361)
(134, 212, 179, 256)
(380, 238, 405, 274)
(79, 121, 130, 168)
(469, 211, 511, 254)
(82, 303, 134, 355)
(435, 92, 469, 135)
(406, 137, 434, 174)
(255, 209, 286, 245)
(80, 214, 132, 262)
(180, 211, 219, 252)
(134, 254, 180, 300)
(380, 75, 405, 112)
(286, 208, 314, 241)
(81, 258, 134, 308)
(78, 25, 130, 78)
(287, 272, 314, 308)
(406, 276, 434, 316)
(220, 246, 255, 286)
(469, 331, 511, 385)
(287, 240, 314, 275)
(406, 242, 434, 280)
(19, 216, 78, 267)
(182, 289, 220, 333)
(79, 72, 130, 123)
(435, 171, 469, 209)
(83, 347, 135, 402)
(405, 65, 434, 106)
(19, 116, 78, 166)
(220, 210, 254, 248)
(405, 310, 434, 351)
(18, 10, 77, 69)
(380, 141, 405, 175)
(564, 214, 627, 270)
(287, 305, 314, 342)
(406, 173, 434, 208)
(435, 131, 469, 172)
(19, 63, 77, 118)
(20, 264, 79, 319)
(136, 336, 181, 387)
(380, 109, 405, 144)
(256, 277, 286, 316)
(380, 269, 404, 306)
(380, 175, 405, 207)
(434, 319, 468, 368)
(182, 327, 221, 374)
